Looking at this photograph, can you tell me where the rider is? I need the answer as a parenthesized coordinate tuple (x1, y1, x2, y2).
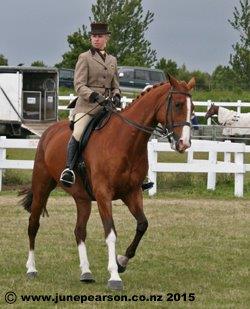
(60, 22, 121, 187)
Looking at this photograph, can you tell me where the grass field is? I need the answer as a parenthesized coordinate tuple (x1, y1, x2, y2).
(0, 195, 249, 308)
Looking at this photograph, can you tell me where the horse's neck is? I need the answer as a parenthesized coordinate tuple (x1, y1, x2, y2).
(122, 84, 168, 127)
(117, 84, 168, 153)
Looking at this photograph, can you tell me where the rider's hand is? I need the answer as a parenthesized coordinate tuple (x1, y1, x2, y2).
(96, 94, 106, 105)
(89, 92, 106, 105)
(112, 94, 121, 107)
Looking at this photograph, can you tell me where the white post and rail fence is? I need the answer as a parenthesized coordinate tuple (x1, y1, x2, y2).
(1, 136, 250, 197)
(58, 95, 250, 125)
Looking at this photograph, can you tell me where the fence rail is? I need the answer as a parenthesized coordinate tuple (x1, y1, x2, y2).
(58, 95, 250, 125)
(1, 136, 250, 197)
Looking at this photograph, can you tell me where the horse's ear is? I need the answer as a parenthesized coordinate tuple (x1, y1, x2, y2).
(187, 77, 196, 90)
(168, 74, 179, 88)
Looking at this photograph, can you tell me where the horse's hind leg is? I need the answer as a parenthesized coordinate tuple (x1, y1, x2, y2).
(118, 190, 148, 273)
(26, 173, 56, 278)
(72, 193, 94, 283)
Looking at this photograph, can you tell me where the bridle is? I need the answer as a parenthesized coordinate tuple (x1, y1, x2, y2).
(105, 88, 192, 142)
(164, 89, 192, 143)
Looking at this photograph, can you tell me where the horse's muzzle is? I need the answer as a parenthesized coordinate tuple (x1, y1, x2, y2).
(169, 133, 191, 153)
(176, 138, 191, 153)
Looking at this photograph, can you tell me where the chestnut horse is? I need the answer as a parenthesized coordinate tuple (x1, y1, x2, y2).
(20, 75, 195, 290)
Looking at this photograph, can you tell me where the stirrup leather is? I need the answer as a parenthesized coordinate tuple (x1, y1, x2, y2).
(60, 168, 76, 186)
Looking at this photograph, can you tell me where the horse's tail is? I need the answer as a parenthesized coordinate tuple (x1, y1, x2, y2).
(18, 188, 33, 213)
(18, 188, 49, 217)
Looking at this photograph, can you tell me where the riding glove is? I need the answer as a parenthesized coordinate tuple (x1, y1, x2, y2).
(112, 94, 121, 107)
(89, 91, 106, 105)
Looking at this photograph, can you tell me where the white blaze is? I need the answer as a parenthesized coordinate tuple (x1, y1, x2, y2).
(180, 97, 192, 146)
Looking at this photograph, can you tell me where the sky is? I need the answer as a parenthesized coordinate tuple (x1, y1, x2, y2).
(0, 0, 240, 73)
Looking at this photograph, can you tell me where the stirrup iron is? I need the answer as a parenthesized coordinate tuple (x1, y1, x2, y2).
(60, 168, 76, 187)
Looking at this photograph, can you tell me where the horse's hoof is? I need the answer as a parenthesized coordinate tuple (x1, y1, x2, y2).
(27, 272, 37, 279)
(117, 262, 126, 273)
(116, 255, 127, 273)
(107, 280, 123, 291)
(80, 272, 95, 283)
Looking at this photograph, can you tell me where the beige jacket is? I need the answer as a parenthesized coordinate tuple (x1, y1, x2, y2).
(71, 49, 120, 116)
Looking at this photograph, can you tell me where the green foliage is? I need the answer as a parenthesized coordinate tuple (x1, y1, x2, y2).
(92, 0, 156, 66)
(155, 57, 178, 77)
(57, 0, 156, 68)
(155, 59, 211, 90)
(31, 60, 46, 67)
(228, 0, 250, 89)
(0, 53, 8, 65)
(211, 65, 236, 90)
(190, 70, 211, 90)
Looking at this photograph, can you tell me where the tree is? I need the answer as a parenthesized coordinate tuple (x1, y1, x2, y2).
(228, 0, 250, 89)
(31, 60, 46, 67)
(155, 58, 178, 77)
(211, 65, 236, 90)
(0, 54, 8, 65)
(177, 64, 192, 82)
(190, 70, 211, 90)
(57, 0, 156, 68)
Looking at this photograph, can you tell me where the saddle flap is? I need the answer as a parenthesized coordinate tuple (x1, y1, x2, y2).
(79, 108, 111, 152)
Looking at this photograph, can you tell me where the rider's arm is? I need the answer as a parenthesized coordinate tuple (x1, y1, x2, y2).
(74, 53, 93, 101)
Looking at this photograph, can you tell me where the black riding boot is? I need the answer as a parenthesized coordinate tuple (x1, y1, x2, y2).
(60, 136, 79, 187)
(141, 182, 154, 191)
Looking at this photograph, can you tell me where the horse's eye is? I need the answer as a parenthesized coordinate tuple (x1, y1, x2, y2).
(175, 102, 182, 109)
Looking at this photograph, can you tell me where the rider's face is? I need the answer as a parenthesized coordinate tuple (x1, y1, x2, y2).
(91, 34, 108, 50)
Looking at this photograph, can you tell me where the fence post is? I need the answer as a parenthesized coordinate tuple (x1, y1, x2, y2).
(148, 139, 157, 196)
(207, 150, 217, 190)
(224, 152, 231, 163)
(0, 136, 6, 191)
(207, 100, 212, 125)
(234, 150, 244, 197)
(121, 96, 127, 109)
(224, 140, 232, 163)
(237, 100, 242, 114)
(68, 93, 75, 119)
(187, 149, 194, 163)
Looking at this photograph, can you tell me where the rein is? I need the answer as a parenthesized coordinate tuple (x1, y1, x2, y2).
(105, 104, 168, 137)
(105, 88, 192, 139)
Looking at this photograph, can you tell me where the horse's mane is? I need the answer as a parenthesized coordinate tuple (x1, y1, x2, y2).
(121, 81, 169, 112)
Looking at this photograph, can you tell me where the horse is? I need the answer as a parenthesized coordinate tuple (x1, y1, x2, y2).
(205, 104, 219, 119)
(19, 75, 195, 290)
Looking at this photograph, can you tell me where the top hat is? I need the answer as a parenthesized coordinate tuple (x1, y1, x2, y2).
(90, 22, 111, 35)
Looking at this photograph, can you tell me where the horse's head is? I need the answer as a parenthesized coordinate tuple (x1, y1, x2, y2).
(156, 75, 195, 153)
(205, 104, 219, 120)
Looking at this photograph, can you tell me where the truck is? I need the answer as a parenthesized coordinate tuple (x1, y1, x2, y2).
(0, 66, 58, 137)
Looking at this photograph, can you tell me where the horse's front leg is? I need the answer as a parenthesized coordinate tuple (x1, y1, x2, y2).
(73, 195, 94, 283)
(95, 192, 123, 290)
(118, 189, 148, 273)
